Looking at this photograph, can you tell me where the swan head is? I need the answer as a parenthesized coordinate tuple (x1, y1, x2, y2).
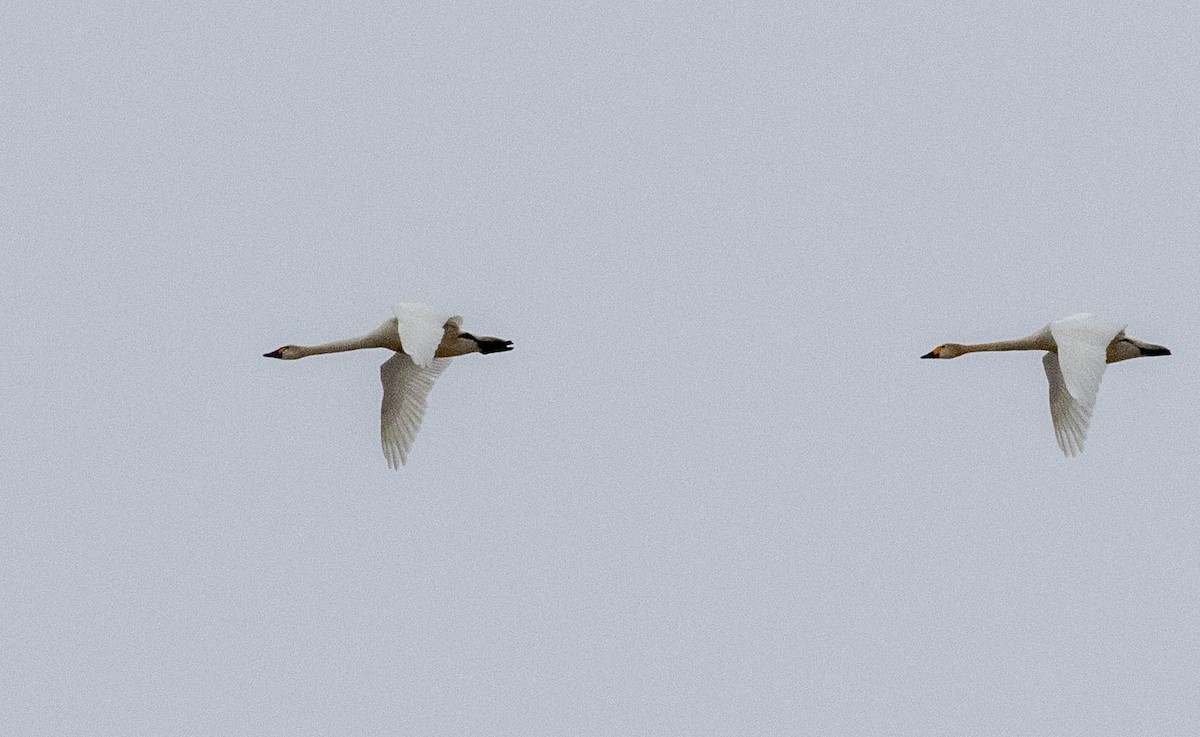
(263, 345, 302, 360)
(921, 343, 967, 359)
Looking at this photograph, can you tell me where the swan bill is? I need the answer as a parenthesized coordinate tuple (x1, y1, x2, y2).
(922, 314, 1170, 458)
(264, 303, 512, 468)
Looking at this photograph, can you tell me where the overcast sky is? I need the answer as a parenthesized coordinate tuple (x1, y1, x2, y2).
(4, 2, 1199, 735)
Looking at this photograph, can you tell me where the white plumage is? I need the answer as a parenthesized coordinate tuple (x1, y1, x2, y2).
(264, 302, 513, 467)
(379, 353, 451, 469)
(923, 313, 1169, 457)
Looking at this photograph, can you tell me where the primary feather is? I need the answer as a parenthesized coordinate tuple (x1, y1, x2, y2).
(1047, 313, 1123, 403)
(922, 312, 1168, 457)
(392, 303, 456, 368)
(380, 354, 452, 469)
(263, 302, 512, 467)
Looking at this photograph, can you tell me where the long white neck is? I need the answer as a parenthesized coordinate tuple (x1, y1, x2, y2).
(294, 333, 385, 358)
(959, 331, 1052, 354)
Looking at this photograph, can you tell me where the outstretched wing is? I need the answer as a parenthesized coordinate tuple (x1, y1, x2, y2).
(1042, 352, 1093, 457)
(1049, 313, 1124, 402)
(380, 352, 452, 468)
(1043, 314, 1123, 457)
(392, 303, 458, 368)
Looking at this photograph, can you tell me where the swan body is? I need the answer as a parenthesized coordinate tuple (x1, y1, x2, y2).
(922, 313, 1169, 456)
(264, 303, 513, 468)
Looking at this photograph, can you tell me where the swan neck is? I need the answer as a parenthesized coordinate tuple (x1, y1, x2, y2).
(960, 335, 1045, 353)
(296, 334, 381, 357)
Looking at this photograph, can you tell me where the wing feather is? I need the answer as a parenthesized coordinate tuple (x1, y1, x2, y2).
(1048, 313, 1123, 402)
(1043, 314, 1123, 458)
(380, 353, 451, 468)
(392, 303, 455, 368)
(1043, 352, 1095, 457)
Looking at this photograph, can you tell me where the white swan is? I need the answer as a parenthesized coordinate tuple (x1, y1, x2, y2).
(922, 313, 1169, 456)
(264, 303, 513, 468)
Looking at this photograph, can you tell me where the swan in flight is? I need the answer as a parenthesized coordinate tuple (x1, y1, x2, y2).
(264, 303, 513, 468)
(922, 313, 1169, 456)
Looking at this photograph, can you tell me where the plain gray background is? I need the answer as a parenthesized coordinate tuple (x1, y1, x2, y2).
(4, 2, 1198, 735)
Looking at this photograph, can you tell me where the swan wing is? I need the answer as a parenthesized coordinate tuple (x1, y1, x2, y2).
(1048, 314, 1123, 403)
(392, 303, 455, 368)
(380, 352, 452, 468)
(1042, 352, 1093, 457)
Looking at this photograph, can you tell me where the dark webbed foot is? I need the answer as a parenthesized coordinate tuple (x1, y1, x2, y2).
(477, 338, 514, 354)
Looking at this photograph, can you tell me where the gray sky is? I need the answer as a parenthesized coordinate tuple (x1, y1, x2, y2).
(4, 2, 1198, 735)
